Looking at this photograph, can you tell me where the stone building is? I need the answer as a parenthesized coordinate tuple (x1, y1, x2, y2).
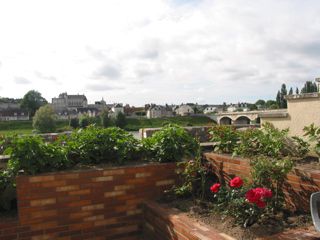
(147, 105, 173, 119)
(259, 93, 320, 137)
(175, 104, 194, 116)
(51, 93, 88, 111)
(0, 109, 29, 121)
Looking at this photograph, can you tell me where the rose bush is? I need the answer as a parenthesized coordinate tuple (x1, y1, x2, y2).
(210, 176, 273, 227)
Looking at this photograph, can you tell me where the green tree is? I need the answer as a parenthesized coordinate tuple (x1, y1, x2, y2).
(266, 100, 278, 109)
(21, 90, 47, 117)
(115, 112, 126, 129)
(69, 118, 79, 129)
(288, 87, 293, 95)
(295, 87, 299, 94)
(280, 84, 287, 108)
(255, 99, 265, 106)
(276, 91, 281, 108)
(79, 114, 90, 128)
(100, 109, 110, 128)
(301, 81, 318, 93)
(32, 105, 56, 133)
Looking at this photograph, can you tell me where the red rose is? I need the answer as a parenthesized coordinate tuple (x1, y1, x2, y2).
(210, 183, 221, 193)
(245, 187, 272, 208)
(229, 177, 243, 188)
(256, 200, 266, 208)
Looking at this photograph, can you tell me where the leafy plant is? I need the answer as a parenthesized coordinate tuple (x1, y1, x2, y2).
(250, 156, 294, 210)
(210, 176, 272, 227)
(115, 112, 126, 129)
(79, 114, 90, 128)
(233, 123, 306, 158)
(142, 125, 199, 163)
(174, 147, 216, 200)
(69, 118, 79, 129)
(304, 123, 320, 159)
(209, 125, 238, 153)
(64, 126, 140, 165)
(5, 136, 70, 175)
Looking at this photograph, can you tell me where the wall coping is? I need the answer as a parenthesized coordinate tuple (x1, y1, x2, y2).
(16, 161, 177, 179)
(204, 152, 320, 175)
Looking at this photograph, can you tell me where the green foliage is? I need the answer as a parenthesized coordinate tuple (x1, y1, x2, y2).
(291, 136, 310, 157)
(174, 148, 215, 200)
(115, 112, 126, 129)
(0, 134, 16, 154)
(304, 123, 320, 157)
(301, 81, 318, 93)
(5, 136, 70, 175)
(233, 123, 309, 158)
(250, 156, 293, 210)
(212, 182, 269, 227)
(69, 118, 79, 129)
(143, 125, 199, 163)
(32, 105, 57, 133)
(233, 128, 263, 157)
(21, 90, 47, 116)
(79, 114, 90, 128)
(100, 110, 110, 128)
(209, 125, 238, 153)
(64, 126, 140, 165)
(0, 169, 16, 211)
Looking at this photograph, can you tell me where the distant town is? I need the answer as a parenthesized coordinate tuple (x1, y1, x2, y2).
(0, 80, 318, 123)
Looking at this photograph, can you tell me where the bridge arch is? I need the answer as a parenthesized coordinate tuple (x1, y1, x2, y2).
(234, 116, 251, 125)
(220, 116, 232, 125)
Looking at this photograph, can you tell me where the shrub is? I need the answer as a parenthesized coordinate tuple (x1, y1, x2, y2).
(0, 134, 16, 154)
(209, 125, 238, 153)
(142, 125, 199, 162)
(64, 126, 140, 165)
(32, 105, 57, 133)
(79, 114, 90, 128)
(69, 118, 79, 129)
(100, 109, 110, 128)
(250, 156, 293, 210)
(5, 136, 70, 175)
(174, 148, 217, 200)
(210, 176, 273, 227)
(304, 123, 320, 159)
(233, 123, 308, 158)
(115, 112, 126, 129)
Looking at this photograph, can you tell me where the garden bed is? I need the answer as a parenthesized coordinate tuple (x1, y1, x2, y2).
(157, 197, 313, 240)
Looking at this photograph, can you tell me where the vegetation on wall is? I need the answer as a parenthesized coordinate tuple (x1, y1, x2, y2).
(142, 124, 199, 163)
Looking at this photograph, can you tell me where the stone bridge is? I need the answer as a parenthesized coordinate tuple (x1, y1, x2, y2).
(215, 109, 287, 126)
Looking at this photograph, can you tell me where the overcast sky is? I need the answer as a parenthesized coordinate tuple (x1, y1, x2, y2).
(0, 0, 320, 106)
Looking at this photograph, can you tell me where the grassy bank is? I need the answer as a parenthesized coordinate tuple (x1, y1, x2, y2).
(0, 120, 69, 135)
(0, 116, 214, 135)
(124, 116, 214, 131)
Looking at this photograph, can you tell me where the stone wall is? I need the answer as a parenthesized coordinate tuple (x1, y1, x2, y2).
(0, 163, 177, 240)
(204, 152, 320, 212)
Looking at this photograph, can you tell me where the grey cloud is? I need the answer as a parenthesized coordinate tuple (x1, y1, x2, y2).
(86, 46, 107, 60)
(86, 83, 124, 91)
(138, 49, 159, 59)
(14, 77, 31, 84)
(35, 71, 57, 82)
(94, 64, 121, 79)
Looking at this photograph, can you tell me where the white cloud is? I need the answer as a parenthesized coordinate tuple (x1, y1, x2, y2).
(0, 0, 320, 105)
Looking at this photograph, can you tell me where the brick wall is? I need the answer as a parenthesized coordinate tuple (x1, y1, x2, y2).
(142, 201, 224, 240)
(204, 152, 320, 212)
(0, 162, 178, 240)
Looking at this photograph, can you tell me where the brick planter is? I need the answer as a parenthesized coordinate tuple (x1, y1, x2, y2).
(0, 162, 178, 240)
(142, 201, 226, 240)
(204, 152, 320, 212)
